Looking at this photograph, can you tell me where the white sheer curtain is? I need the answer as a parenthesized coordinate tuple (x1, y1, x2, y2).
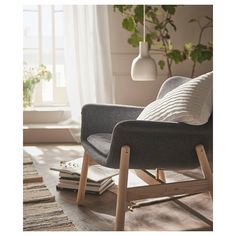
(63, 5, 114, 142)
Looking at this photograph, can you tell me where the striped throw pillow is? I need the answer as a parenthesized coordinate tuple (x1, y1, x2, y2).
(137, 72, 213, 125)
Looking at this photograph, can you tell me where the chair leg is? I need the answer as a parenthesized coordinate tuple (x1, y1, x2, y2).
(115, 145, 130, 231)
(156, 169, 166, 183)
(76, 152, 89, 205)
(195, 144, 213, 199)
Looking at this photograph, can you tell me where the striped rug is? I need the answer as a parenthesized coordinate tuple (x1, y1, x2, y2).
(23, 154, 77, 231)
(23, 164, 43, 183)
(23, 202, 77, 231)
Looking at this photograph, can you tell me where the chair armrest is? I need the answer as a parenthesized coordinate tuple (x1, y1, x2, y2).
(81, 104, 144, 141)
(113, 120, 211, 136)
(106, 119, 212, 169)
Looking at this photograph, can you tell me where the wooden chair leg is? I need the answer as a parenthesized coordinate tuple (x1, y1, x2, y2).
(76, 152, 89, 205)
(156, 169, 166, 183)
(115, 145, 130, 231)
(195, 144, 213, 199)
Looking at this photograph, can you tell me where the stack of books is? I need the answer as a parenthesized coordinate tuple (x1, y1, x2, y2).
(50, 158, 118, 195)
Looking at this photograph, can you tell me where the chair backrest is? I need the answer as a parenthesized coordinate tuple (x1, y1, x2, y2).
(157, 76, 191, 99)
(157, 75, 213, 168)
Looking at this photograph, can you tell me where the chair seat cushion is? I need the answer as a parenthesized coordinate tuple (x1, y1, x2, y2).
(87, 133, 112, 156)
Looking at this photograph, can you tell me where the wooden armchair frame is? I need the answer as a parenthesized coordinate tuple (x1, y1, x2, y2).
(76, 144, 213, 231)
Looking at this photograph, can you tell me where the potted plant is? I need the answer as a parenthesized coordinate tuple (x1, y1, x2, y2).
(23, 64, 52, 108)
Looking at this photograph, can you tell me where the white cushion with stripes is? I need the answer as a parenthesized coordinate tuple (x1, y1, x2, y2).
(137, 72, 213, 125)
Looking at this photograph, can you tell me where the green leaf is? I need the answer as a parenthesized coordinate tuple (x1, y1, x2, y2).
(167, 50, 183, 64)
(146, 32, 157, 48)
(158, 60, 165, 70)
(134, 5, 143, 23)
(128, 32, 142, 47)
(122, 17, 136, 32)
(161, 5, 177, 15)
(190, 44, 213, 63)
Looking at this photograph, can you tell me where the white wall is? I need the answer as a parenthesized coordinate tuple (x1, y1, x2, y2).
(108, 5, 213, 106)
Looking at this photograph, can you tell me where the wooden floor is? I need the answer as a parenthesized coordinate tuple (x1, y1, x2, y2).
(23, 144, 213, 231)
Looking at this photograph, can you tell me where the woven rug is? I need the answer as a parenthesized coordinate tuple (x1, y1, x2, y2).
(23, 155, 33, 165)
(23, 164, 43, 183)
(23, 183, 55, 204)
(23, 202, 77, 231)
(23, 155, 77, 231)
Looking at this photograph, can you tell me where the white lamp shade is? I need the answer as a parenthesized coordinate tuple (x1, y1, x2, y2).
(131, 42, 157, 81)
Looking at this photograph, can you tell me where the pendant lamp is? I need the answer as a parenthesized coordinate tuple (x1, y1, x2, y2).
(131, 5, 157, 81)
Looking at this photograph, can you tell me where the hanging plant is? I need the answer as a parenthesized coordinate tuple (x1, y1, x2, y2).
(113, 5, 213, 78)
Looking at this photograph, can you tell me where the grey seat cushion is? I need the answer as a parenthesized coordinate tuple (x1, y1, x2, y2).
(87, 133, 112, 156)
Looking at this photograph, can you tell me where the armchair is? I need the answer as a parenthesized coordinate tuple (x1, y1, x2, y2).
(76, 76, 213, 231)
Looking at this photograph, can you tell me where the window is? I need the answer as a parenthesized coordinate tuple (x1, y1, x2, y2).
(23, 5, 68, 107)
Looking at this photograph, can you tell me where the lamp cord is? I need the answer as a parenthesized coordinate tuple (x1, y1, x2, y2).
(143, 4, 145, 42)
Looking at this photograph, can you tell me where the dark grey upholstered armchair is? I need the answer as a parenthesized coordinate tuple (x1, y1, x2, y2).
(76, 76, 213, 231)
